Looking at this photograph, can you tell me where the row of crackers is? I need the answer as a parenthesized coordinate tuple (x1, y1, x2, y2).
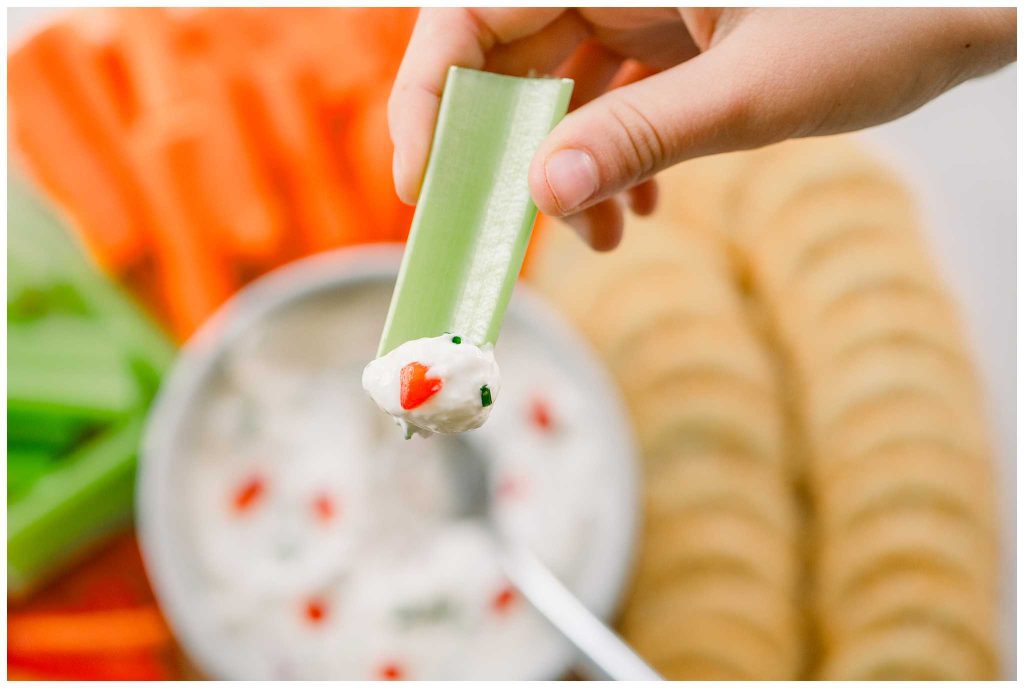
(656, 137, 1000, 679)
(529, 213, 805, 679)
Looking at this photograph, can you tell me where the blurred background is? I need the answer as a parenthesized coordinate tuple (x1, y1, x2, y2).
(6, 7, 1016, 681)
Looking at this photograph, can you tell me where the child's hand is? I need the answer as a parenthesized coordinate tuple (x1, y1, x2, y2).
(389, 8, 1015, 250)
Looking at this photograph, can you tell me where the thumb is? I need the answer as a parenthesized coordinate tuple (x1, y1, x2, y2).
(528, 44, 777, 217)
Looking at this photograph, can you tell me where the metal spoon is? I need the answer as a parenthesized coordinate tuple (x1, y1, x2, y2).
(445, 436, 662, 681)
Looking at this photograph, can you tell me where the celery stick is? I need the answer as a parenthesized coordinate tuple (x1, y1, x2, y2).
(378, 67, 572, 355)
(8, 314, 133, 365)
(8, 417, 142, 598)
(7, 409, 88, 453)
(8, 448, 57, 505)
(8, 314, 140, 423)
(8, 178, 175, 382)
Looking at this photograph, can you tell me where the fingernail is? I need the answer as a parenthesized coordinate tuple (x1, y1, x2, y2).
(544, 149, 599, 214)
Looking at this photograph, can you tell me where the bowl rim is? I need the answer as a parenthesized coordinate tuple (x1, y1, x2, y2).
(137, 244, 641, 680)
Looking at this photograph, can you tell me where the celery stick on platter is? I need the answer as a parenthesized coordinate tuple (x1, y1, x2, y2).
(363, 66, 573, 438)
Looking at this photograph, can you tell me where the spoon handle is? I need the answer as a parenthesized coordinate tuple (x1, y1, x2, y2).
(499, 542, 662, 681)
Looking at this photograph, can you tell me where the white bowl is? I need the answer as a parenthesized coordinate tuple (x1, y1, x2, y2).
(136, 245, 641, 680)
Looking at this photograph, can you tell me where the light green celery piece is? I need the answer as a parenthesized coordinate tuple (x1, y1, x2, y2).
(8, 448, 57, 505)
(7, 409, 88, 454)
(8, 318, 140, 423)
(378, 66, 573, 355)
(8, 177, 176, 385)
(8, 417, 142, 598)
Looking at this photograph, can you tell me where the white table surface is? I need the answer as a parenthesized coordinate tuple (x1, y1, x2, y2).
(8, 8, 1017, 678)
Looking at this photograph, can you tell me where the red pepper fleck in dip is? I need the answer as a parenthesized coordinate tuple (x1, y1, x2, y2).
(529, 396, 554, 431)
(304, 597, 327, 624)
(399, 362, 442, 410)
(377, 662, 404, 680)
(232, 474, 266, 513)
(312, 493, 337, 523)
(491, 583, 517, 613)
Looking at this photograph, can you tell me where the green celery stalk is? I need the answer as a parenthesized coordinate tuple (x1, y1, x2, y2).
(378, 66, 572, 355)
(7, 409, 88, 453)
(8, 327, 140, 423)
(8, 178, 175, 385)
(8, 417, 142, 598)
(6, 181, 176, 594)
(7, 448, 58, 505)
(8, 314, 133, 365)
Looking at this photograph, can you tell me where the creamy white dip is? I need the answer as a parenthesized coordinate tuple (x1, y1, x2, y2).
(175, 284, 631, 680)
(362, 335, 501, 438)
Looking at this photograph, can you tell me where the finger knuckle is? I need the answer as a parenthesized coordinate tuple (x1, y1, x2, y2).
(605, 98, 667, 183)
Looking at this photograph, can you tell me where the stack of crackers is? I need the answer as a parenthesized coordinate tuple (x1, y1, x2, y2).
(527, 136, 1000, 680)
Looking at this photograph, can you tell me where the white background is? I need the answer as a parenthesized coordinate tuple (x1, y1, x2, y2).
(8, 7, 1017, 678)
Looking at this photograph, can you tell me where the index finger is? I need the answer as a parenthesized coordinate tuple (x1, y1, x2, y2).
(388, 7, 568, 204)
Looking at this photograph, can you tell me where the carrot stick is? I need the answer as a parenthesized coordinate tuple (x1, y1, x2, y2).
(111, 8, 189, 110)
(161, 86, 286, 266)
(340, 86, 412, 242)
(115, 8, 286, 265)
(6, 650, 171, 681)
(64, 9, 138, 127)
(7, 606, 171, 655)
(275, 9, 390, 99)
(246, 58, 367, 253)
(131, 116, 238, 340)
(521, 212, 556, 279)
(9, 22, 147, 271)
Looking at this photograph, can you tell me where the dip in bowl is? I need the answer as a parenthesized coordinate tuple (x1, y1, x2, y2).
(138, 246, 639, 680)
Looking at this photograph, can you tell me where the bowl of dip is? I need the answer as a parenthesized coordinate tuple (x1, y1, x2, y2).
(137, 245, 640, 680)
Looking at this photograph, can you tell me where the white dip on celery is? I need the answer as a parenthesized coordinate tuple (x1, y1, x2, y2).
(174, 283, 632, 680)
(362, 334, 501, 438)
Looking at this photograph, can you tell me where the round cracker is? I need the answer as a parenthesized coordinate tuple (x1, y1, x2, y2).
(648, 655, 752, 681)
(769, 231, 941, 329)
(791, 282, 970, 376)
(731, 136, 902, 244)
(814, 440, 996, 535)
(654, 150, 752, 238)
(815, 507, 998, 611)
(631, 374, 785, 464)
(636, 509, 798, 593)
(748, 180, 919, 295)
(643, 452, 799, 537)
(818, 622, 993, 680)
(541, 218, 733, 319)
(802, 340, 981, 434)
(808, 391, 991, 478)
(625, 605, 796, 680)
(819, 569, 998, 675)
(582, 269, 743, 358)
(622, 568, 802, 669)
(610, 313, 776, 395)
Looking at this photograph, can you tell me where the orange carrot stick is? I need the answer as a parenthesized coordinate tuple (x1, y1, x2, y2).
(246, 58, 367, 253)
(275, 9, 388, 99)
(7, 606, 171, 655)
(115, 8, 286, 266)
(521, 212, 556, 279)
(110, 8, 189, 110)
(9, 22, 148, 271)
(131, 116, 238, 340)
(340, 87, 412, 243)
(6, 651, 171, 681)
(63, 9, 139, 127)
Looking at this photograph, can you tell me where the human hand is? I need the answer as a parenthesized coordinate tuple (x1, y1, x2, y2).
(389, 8, 1015, 250)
